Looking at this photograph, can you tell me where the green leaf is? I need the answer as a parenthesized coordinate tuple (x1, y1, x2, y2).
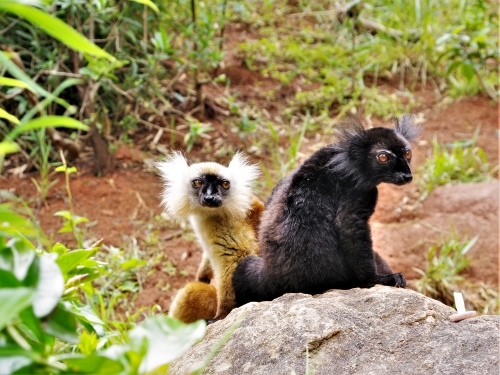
(119, 258, 147, 270)
(63, 354, 124, 374)
(56, 249, 97, 275)
(7, 116, 89, 140)
(0, 108, 20, 125)
(461, 235, 479, 255)
(51, 243, 68, 255)
(130, 0, 159, 13)
(0, 77, 33, 91)
(44, 304, 79, 344)
(129, 315, 206, 373)
(0, 353, 34, 375)
(32, 255, 65, 317)
(0, 287, 34, 330)
(0, 141, 21, 155)
(461, 62, 474, 81)
(63, 302, 104, 326)
(19, 308, 44, 344)
(0, 206, 36, 237)
(0, 52, 70, 108)
(0, 3, 116, 62)
(53, 210, 71, 220)
(0, 270, 22, 287)
(4, 238, 36, 281)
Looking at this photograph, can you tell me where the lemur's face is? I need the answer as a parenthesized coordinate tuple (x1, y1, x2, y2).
(191, 174, 231, 208)
(366, 128, 413, 186)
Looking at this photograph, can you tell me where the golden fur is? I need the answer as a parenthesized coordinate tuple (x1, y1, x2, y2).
(157, 153, 263, 321)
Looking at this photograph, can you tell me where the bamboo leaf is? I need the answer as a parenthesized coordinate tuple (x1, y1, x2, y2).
(0, 52, 71, 108)
(0, 141, 21, 155)
(7, 116, 89, 140)
(130, 0, 159, 13)
(0, 3, 116, 62)
(0, 77, 33, 91)
(0, 108, 20, 124)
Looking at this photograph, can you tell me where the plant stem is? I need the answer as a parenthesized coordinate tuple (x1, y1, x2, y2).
(191, 0, 205, 117)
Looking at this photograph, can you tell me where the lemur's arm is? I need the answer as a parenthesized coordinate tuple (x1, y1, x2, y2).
(336, 202, 405, 288)
(196, 253, 213, 283)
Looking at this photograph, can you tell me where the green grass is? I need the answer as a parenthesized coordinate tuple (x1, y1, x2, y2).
(414, 232, 476, 306)
(419, 135, 496, 195)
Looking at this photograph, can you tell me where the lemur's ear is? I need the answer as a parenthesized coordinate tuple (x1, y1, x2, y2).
(394, 115, 421, 143)
(156, 151, 189, 185)
(228, 152, 260, 187)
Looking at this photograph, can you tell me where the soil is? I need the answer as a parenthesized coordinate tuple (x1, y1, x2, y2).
(1, 24, 498, 314)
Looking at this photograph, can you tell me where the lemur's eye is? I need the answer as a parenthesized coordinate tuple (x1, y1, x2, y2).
(221, 180, 230, 190)
(377, 153, 389, 163)
(405, 150, 412, 160)
(192, 179, 202, 188)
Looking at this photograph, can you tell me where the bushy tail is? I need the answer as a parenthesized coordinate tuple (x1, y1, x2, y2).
(169, 282, 217, 323)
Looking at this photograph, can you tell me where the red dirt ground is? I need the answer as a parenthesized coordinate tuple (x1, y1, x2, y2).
(1, 23, 498, 314)
(2, 93, 497, 314)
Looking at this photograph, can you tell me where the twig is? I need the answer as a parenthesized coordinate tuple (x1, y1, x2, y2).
(0, 18, 20, 35)
(136, 117, 184, 136)
(103, 78, 134, 101)
(164, 60, 190, 93)
(40, 70, 84, 78)
(357, 17, 404, 38)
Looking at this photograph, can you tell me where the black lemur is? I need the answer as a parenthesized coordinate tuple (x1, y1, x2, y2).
(233, 116, 421, 305)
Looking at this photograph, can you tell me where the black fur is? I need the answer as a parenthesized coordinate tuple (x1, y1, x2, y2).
(192, 174, 230, 207)
(233, 116, 421, 305)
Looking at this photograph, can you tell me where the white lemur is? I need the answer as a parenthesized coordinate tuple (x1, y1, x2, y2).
(233, 116, 421, 306)
(157, 152, 264, 322)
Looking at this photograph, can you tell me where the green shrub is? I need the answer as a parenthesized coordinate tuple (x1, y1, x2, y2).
(419, 136, 496, 194)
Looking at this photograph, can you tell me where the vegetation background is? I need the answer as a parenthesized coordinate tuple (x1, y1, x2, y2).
(0, 0, 498, 373)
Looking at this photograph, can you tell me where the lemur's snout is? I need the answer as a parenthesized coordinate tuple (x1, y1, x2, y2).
(402, 173, 412, 183)
(202, 195, 222, 207)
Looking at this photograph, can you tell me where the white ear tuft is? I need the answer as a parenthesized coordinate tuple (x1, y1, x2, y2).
(155, 151, 191, 219)
(228, 152, 260, 185)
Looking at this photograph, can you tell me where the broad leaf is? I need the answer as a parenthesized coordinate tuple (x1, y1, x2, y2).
(64, 302, 104, 326)
(0, 287, 34, 330)
(0, 353, 34, 375)
(56, 249, 97, 276)
(129, 315, 206, 373)
(5, 238, 36, 281)
(63, 354, 124, 374)
(0, 206, 36, 237)
(32, 255, 64, 317)
(44, 304, 79, 344)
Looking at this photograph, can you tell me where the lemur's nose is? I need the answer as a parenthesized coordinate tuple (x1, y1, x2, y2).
(204, 196, 215, 203)
(402, 173, 412, 182)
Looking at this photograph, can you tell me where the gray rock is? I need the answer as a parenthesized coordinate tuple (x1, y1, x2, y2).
(169, 287, 499, 375)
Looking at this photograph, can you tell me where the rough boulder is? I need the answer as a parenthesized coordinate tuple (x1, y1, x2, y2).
(169, 286, 499, 375)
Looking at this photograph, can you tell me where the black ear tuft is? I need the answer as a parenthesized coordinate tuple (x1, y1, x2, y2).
(334, 116, 365, 144)
(394, 114, 422, 143)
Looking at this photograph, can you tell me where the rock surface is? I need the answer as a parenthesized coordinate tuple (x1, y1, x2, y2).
(169, 287, 499, 375)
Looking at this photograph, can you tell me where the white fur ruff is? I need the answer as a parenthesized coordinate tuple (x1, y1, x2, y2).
(156, 152, 260, 222)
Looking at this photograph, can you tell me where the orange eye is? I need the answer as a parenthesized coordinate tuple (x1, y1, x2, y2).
(192, 179, 202, 188)
(221, 180, 230, 190)
(405, 150, 412, 160)
(377, 153, 389, 163)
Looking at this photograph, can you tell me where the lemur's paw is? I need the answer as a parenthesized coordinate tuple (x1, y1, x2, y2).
(394, 273, 406, 288)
